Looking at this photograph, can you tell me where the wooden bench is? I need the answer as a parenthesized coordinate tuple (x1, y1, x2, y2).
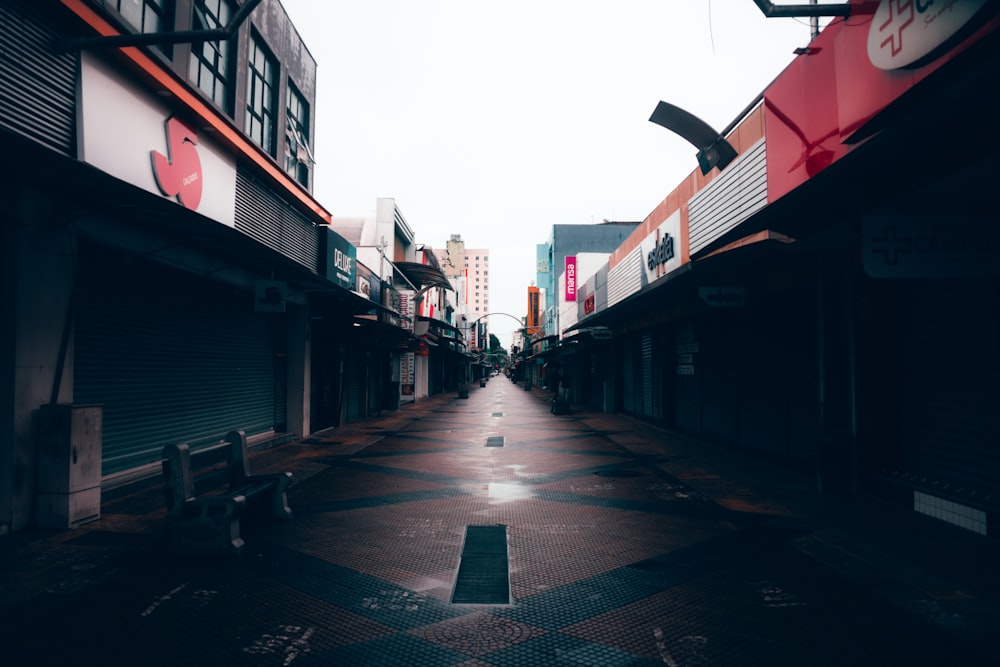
(162, 430, 292, 557)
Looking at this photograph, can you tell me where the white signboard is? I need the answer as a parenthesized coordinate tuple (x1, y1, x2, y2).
(79, 52, 237, 227)
(254, 281, 286, 312)
(640, 210, 683, 284)
(399, 290, 414, 331)
(401, 352, 415, 384)
(868, 0, 988, 70)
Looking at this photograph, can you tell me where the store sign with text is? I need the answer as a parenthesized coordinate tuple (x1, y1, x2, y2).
(321, 227, 357, 291)
(867, 0, 989, 70)
(78, 53, 236, 226)
(399, 290, 414, 331)
(565, 256, 577, 302)
(640, 210, 682, 283)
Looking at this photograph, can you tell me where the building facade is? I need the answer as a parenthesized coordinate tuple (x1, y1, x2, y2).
(435, 234, 491, 353)
(0, 0, 410, 534)
(566, 1, 1000, 537)
(520, 223, 639, 391)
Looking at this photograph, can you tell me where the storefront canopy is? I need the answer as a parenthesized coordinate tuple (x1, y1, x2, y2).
(396, 261, 452, 291)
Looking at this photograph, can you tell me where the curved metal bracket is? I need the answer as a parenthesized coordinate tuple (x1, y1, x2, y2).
(649, 101, 739, 175)
(752, 0, 851, 18)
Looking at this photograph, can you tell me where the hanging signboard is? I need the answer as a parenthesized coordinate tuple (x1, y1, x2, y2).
(698, 287, 745, 307)
(321, 227, 357, 291)
(565, 256, 577, 302)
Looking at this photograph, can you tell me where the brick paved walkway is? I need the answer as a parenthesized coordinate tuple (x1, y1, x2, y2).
(2, 377, 999, 666)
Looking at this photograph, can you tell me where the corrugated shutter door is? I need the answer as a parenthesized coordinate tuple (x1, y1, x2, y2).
(74, 244, 280, 475)
(701, 314, 738, 442)
(641, 333, 654, 418)
(621, 336, 635, 414)
(344, 352, 363, 423)
(897, 280, 1000, 493)
(675, 321, 701, 431)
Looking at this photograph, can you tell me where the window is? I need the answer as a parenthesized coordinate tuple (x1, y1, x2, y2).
(189, 0, 234, 113)
(245, 31, 278, 155)
(285, 81, 311, 186)
(112, 0, 171, 42)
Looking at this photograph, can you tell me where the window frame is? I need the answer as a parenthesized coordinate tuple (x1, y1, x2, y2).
(245, 29, 279, 156)
(188, 0, 235, 114)
(284, 80, 311, 186)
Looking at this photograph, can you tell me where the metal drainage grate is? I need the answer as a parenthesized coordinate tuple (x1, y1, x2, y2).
(492, 412, 504, 417)
(452, 525, 510, 604)
(595, 469, 642, 478)
(485, 436, 504, 447)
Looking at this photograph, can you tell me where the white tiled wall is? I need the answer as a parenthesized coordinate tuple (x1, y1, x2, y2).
(914, 491, 988, 536)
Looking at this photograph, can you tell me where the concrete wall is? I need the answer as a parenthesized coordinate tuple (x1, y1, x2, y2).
(7, 186, 76, 532)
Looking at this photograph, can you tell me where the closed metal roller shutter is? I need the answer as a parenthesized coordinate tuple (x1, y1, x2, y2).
(737, 299, 792, 457)
(74, 244, 282, 475)
(641, 333, 654, 418)
(651, 330, 668, 422)
(701, 314, 738, 442)
(897, 280, 1000, 494)
(344, 352, 364, 423)
(674, 321, 701, 431)
(621, 335, 635, 414)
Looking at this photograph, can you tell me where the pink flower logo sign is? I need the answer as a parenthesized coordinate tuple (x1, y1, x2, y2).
(151, 116, 203, 210)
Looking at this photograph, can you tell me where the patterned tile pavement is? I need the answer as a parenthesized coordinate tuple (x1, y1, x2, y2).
(2, 377, 1000, 666)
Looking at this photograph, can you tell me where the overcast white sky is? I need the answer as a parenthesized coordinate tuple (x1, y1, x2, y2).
(280, 0, 830, 345)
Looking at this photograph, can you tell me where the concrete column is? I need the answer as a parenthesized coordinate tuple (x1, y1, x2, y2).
(285, 302, 311, 438)
(0, 184, 15, 535)
(6, 186, 77, 532)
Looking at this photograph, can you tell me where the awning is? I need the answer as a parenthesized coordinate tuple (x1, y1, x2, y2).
(568, 229, 797, 333)
(417, 315, 464, 336)
(696, 229, 795, 261)
(396, 261, 452, 291)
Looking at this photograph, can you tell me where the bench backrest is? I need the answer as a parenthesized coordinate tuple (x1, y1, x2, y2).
(163, 431, 262, 506)
(162, 442, 195, 511)
(225, 429, 252, 484)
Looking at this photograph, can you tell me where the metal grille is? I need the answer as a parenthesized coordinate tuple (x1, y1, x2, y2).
(621, 334, 635, 415)
(74, 243, 281, 475)
(688, 138, 767, 254)
(641, 332, 656, 418)
(234, 165, 318, 270)
(607, 246, 642, 307)
(0, 1, 77, 154)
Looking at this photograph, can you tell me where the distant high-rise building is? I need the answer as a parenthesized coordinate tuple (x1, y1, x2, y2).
(436, 234, 490, 349)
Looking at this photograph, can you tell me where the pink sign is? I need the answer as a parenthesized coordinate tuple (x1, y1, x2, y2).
(565, 256, 577, 302)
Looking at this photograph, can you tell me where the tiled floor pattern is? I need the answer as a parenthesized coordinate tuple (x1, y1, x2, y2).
(1, 380, 994, 666)
(260, 383, 986, 664)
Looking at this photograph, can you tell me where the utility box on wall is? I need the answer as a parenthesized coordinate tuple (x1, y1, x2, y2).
(37, 404, 102, 528)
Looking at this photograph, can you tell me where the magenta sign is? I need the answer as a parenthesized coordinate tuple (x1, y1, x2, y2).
(565, 256, 577, 302)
